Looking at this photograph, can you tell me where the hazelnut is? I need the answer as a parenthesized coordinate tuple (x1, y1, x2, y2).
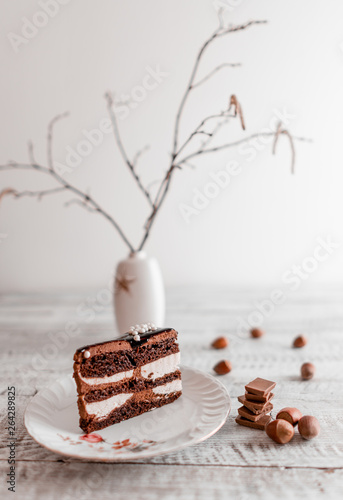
(276, 407, 302, 426)
(266, 419, 295, 444)
(298, 415, 320, 440)
(211, 336, 229, 349)
(293, 335, 307, 348)
(301, 362, 315, 380)
(250, 328, 264, 338)
(213, 360, 232, 375)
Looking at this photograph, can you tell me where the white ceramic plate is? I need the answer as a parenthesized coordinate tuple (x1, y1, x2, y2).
(24, 365, 231, 461)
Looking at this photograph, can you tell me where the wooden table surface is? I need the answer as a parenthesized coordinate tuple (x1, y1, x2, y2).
(1, 287, 343, 499)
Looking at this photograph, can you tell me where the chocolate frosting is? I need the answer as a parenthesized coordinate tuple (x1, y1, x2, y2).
(76, 328, 174, 353)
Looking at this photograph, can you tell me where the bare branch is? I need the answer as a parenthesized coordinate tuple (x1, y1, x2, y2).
(0, 163, 36, 171)
(0, 187, 66, 204)
(146, 177, 164, 191)
(0, 160, 134, 252)
(105, 92, 153, 206)
(171, 20, 267, 159)
(132, 145, 150, 168)
(171, 30, 220, 159)
(105, 92, 133, 167)
(111, 93, 135, 108)
(192, 63, 241, 89)
(1, 17, 308, 254)
(138, 20, 268, 251)
(182, 161, 196, 170)
(200, 117, 229, 150)
(139, 128, 309, 251)
(139, 166, 176, 250)
(12, 187, 66, 200)
(64, 198, 99, 214)
(216, 20, 268, 39)
(175, 130, 211, 158)
(179, 131, 310, 166)
(174, 111, 234, 161)
(47, 112, 69, 171)
(28, 141, 36, 165)
(217, 7, 225, 30)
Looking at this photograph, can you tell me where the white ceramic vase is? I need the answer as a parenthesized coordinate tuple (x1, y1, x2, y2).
(114, 251, 165, 334)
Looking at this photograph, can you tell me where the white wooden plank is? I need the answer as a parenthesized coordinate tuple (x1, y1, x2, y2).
(0, 462, 341, 500)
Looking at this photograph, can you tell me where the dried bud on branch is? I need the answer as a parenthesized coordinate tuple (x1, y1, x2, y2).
(273, 121, 296, 174)
(0, 188, 16, 203)
(229, 94, 245, 130)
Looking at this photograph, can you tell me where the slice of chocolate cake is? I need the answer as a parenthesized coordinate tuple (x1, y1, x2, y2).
(73, 324, 182, 433)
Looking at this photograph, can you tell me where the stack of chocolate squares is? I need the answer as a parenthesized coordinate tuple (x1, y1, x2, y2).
(235, 377, 276, 430)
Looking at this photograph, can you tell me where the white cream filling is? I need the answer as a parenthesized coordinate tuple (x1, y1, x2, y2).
(79, 352, 180, 390)
(85, 393, 132, 420)
(152, 379, 182, 395)
(79, 370, 134, 386)
(141, 353, 180, 381)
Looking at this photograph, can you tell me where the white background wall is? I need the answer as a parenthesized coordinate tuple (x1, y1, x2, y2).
(1, 0, 343, 292)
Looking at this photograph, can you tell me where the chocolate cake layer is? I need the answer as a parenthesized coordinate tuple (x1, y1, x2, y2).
(74, 351, 181, 393)
(75, 328, 177, 357)
(80, 391, 182, 433)
(78, 378, 182, 426)
(74, 333, 179, 378)
(80, 340, 179, 378)
(83, 370, 181, 402)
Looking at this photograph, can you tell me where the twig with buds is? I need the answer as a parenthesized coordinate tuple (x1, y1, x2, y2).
(136, 17, 309, 251)
(106, 92, 153, 206)
(0, 14, 310, 254)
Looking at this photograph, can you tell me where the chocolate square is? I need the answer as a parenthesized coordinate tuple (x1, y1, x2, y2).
(235, 414, 271, 430)
(237, 405, 271, 422)
(245, 378, 276, 396)
(245, 391, 274, 403)
(237, 395, 273, 415)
